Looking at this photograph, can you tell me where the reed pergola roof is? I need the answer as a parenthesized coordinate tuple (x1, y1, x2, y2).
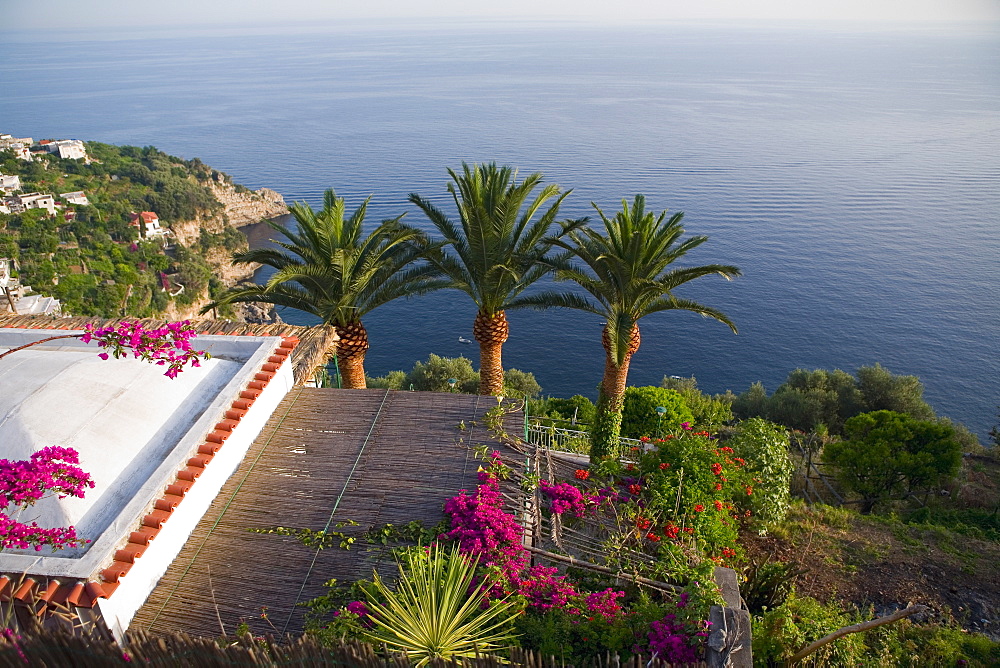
(130, 388, 526, 638)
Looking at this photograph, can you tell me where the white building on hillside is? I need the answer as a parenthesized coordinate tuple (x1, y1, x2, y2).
(130, 211, 166, 237)
(55, 140, 87, 160)
(18, 193, 57, 216)
(0, 175, 21, 193)
(61, 190, 89, 206)
(0, 134, 33, 150)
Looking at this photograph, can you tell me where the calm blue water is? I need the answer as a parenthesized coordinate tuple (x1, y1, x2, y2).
(2, 22, 998, 437)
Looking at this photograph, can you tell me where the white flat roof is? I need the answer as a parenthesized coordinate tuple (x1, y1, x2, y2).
(0, 329, 289, 579)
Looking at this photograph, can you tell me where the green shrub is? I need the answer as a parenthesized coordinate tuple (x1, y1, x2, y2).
(367, 356, 542, 396)
(822, 411, 963, 514)
(620, 387, 694, 439)
(886, 620, 1000, 667)
(857, 363, 935, 420)
(726, 418, 794, 531)
(753, 593, 866, 666)
(404, 354, 479, 393)
(528, 394, 596, 425)
(503, 368, 542, 399)
(732, 365, 944, 438)
(366, 369, 406, 390)
(661, 376, 734, 429)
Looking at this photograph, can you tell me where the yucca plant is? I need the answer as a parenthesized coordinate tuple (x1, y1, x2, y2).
(361, 544, 518, 666)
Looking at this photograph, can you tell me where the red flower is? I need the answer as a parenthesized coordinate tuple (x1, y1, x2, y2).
(720, 446, 734, 454)
(714, 483, 723, 491)
(626, 463, 637, 472)
(746, 486, 754, 496)
(646, 532, 661, 542)
(636, 517, 651, 530)
(639, 436, 650, 443)
(713, 500, 724, 511)
(711, 463, 723, 476)
(659, 462, 670, 470)
(683, 527, 694, 534)
(628, 484, 642, 495)
(574, 469, 590, 481)
(663, 524, 680, 539)
(694, 504, 705, 512)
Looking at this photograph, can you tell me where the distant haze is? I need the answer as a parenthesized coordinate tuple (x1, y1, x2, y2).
(6, 0, 1000, 31)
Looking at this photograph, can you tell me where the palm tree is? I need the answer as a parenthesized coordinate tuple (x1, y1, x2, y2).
(525, 195, 740, 457)
(408, 163, 582, 395)
(203, 189, 444, 388)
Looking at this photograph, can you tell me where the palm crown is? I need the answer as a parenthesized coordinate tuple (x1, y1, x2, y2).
(523, 194, 740, 455)
(409, 163, 582, 394)
(409, 163, 578, 314)
(535, 194, 739, 365)
(204, 189, 444, 387)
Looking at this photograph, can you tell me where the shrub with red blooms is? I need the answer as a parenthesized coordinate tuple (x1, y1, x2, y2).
(0, 446, 94, 551)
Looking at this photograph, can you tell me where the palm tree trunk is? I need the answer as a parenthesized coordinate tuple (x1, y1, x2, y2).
(335, 320, 369, 389)
(591, 323, 641, 458)
(473, 310, 509, 396)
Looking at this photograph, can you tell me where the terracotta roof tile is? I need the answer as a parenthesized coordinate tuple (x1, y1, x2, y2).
(101, 561, 133, 583)
(129, 528, 158, 545)
(13, 579, 37, 601)
(114, 544, 146, 563)
(86, 581, 109, 602)
(64, 583, 86, 606)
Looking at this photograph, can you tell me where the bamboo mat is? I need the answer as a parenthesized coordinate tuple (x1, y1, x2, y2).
(131, 388, 523, 638)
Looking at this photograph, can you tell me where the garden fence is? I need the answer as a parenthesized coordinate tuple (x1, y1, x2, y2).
(0, 629, 710, 667)
(524, 418, 643, 458)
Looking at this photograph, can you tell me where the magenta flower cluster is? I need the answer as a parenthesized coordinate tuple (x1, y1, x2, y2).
(537, 480, 603, 518)
(517, 565, 577, 610)
(442, 453, 628, 617)
(583, 588, 627, 622)
(81, 320, 208, 379)
(0, 446, 94, 552)
(345, 600, 369, 617)
(442, 452, 528, 581)
(645, 594, 711, 663)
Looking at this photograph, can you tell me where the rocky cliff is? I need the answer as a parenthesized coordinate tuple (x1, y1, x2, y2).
(168, 175, 288, 321)
(171, 175, 288, 247)
(208, 179, 288, 229)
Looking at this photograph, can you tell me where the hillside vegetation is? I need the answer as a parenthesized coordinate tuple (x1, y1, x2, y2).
(0, 143, 268, 317)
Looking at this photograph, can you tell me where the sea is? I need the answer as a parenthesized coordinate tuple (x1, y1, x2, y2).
(1, 20, 997, 438)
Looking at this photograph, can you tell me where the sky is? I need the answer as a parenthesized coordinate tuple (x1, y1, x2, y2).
(5, 0, 1000, 31)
